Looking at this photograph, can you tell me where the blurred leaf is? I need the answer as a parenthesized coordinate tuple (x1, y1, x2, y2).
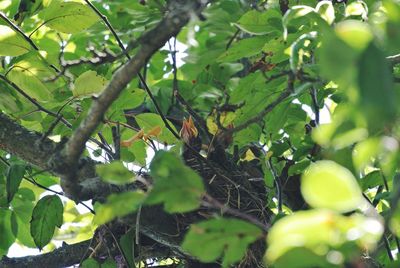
(182, 218, 262, 268)
(353, 138, 381, 172)
(96, 161, 135, 185)
(345, 1, 368, 18)
(335, 20, 373, 52)
(266, 209, 383, 265)
(119, 228, 135, 267)
(301, 161, 363, 212)
(217, 36, 266, 62)
(30, 195, 63, 250)
(94, 191, 145, 225)
(357, 43, 397, 132)
(316, 1, 335, 25)
(147, 151, 204, 213)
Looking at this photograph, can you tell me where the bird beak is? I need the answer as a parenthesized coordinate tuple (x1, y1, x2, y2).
(180, 116, 198, 143)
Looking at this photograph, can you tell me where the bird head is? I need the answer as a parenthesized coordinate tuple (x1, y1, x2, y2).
(180, 116, 198, 144)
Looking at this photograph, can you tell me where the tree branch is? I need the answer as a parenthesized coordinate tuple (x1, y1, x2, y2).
(387, 54, 400, 65)
(61, 0, 205, 168)
(0, 112, 189, 256)
(0, 12, 39, 51)
(0, 240, 91, 268)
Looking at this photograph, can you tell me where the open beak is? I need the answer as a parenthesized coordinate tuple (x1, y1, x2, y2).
(180, 116, 198, 143)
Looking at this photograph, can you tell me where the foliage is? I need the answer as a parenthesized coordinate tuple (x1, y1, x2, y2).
(0, 0, 400, 267)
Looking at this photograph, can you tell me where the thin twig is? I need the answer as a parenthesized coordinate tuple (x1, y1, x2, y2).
(0, 74, 72, 127)
(203, 194, 270, 233)
(62, 1, 206, 166)
(225, 73, 295, 135)
(84, 0, 131, 60)
(226, 28, 240, 50)
(268, 159, 282, 213)
(310, 86, 320, 125)
(0, 12, 39, 50)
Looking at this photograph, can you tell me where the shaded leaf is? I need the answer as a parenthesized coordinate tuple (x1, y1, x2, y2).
(217, 36, 266, 62)
(6, 163, 25, 203)
(234, 9, 281, 35)
(358, 43, 397, 132)
(30, 195, 63, 250)
(0, 208, 15, 255)
(182, 218, 262, 268)
(147, 151, 204, 213)
(93, 191, 145, 225)
(96, 161, 135, 185)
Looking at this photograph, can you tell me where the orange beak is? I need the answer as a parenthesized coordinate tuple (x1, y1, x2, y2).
(180, 116, 198, 143)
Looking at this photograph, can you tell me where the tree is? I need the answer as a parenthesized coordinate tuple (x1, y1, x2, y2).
(0, 0, 400, 267)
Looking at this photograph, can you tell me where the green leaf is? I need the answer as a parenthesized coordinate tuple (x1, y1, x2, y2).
(134, 113, 178, 144)
(357, 43, 397, 132)
(345, 1, 368, 18)
(38, 1, 99, 34)
(96, 161, 135, 185)
(30, 195, 63, 250)
(301, 161, 363, 212)
(317, 29, 357, 86)
(119, 228, 135, 267)
(352, 138, 381, 172)
(81, 258, 100, 268)
(7, 54, 54, 101)
(266, 210, 383, 266)
(147, 151, 205, 213)
(93, 191, 145, 225)
(282, 5, 318, 40)
(233, 9, 281, 35)
(316, 0, 335, 25)
(290, 32, 317, 72)
(72, 71, 108, 98)
(6, 163, 26, 203)
(335, 20, 373, 52)
(217, 36, 267, 62)
(11, 188, 36, 248)
(359, 171, 382, 191)
(0, 208, 16, 255)
(182, 218, 262, 268)
(0, 25, 32, 56)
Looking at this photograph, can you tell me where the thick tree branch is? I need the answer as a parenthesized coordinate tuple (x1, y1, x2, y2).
(0, 112, 188, 256)
(0, 112, 107, 200)
(62, 1, 205, 169)
(0, 240, 91, 268)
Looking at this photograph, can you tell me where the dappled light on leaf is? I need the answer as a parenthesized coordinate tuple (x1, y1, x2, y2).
(301, 160, 363, 212)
